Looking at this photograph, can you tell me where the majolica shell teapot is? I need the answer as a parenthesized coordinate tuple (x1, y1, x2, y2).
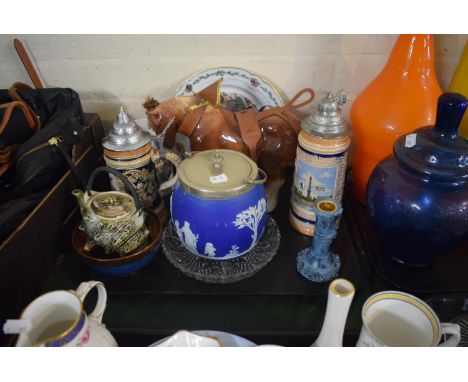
(72, 166, 149, 256)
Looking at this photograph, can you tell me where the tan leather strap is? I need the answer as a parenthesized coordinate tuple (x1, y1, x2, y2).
(235, 109, 262, 161)
(263, 109, 302, 135)
(256, 88, 315, 121)
(177, 106, 205, 138)
(14, 39, 44, 89)
(6, 83, 40, 132)
(253, 88, 315, 135)
(0, 160, 14, 176)
(0, 145, 17, 164)
(172, 87, 314, 158)
(0, 99, 38, 166)
(0, 100, 38, 136)
(8, 82, 34, 102)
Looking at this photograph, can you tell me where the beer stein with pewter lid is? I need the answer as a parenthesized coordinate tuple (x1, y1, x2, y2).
(290, 91, 350, 236)
(103, 106, 177, 220)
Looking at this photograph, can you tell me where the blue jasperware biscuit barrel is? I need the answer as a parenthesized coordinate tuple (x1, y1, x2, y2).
(170, 149, 268, 260)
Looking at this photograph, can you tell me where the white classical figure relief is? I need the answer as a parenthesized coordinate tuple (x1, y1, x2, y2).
(204, 242, 217, 257)
(233, 198, 267, 251)
(175, 220, 200, 255)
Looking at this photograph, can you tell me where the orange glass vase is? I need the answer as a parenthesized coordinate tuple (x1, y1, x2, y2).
(351, 34, 442, 204)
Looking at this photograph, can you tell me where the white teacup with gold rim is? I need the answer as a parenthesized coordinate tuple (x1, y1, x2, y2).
(356, 291, 460, 347)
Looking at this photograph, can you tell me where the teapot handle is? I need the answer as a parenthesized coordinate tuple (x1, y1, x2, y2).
(86, 166, 144, 214)
(75, 281, 107, 324)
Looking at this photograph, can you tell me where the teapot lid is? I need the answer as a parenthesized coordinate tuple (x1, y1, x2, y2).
(90, 192, 136, 219)
(102, 106, 150, 152)
(301, 91, 349, 138)
(178, 149, 261, 199)
(394, 93, 468, 181)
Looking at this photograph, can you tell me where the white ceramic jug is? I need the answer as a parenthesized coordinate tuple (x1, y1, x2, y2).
(312, 278, 355, 347)
(13, 281, 117, 347)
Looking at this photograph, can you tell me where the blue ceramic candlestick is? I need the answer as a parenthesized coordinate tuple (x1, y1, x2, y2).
(297, 199, 342, 282)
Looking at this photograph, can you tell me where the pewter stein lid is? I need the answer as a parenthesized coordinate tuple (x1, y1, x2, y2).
(102, 106, 151, 152)
(301, 91, 349, 138)
(178, 149, 265, 199)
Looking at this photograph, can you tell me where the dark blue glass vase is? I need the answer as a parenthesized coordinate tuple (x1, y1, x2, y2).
(366, 93, 468, 267)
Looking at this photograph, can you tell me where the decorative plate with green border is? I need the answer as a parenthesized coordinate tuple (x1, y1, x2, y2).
(174, 67, 284, 112)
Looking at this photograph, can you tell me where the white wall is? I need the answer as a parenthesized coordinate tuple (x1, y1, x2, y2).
(1, 35, 467, 125)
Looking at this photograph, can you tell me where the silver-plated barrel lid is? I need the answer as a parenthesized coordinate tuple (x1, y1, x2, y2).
(178, 149, 266, 199)
(102, 106, 150, 152)
(301, 91, 349, 139)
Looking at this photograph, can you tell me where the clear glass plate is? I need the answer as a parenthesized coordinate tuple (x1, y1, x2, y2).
(162, 216, 280, 283)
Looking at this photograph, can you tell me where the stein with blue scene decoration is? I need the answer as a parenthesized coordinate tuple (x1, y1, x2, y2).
(290, 91, 350, 236)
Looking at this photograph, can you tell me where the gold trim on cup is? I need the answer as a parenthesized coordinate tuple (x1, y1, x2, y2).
(362, 291, 440, 346)
(19, 290, 84, 347)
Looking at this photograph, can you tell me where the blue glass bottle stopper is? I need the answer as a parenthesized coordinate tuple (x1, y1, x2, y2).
(297, 199, 342, 282)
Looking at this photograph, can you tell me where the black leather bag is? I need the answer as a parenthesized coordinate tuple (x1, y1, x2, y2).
(0, 84, 85, 202)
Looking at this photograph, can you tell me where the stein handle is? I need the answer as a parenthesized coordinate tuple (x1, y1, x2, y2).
(438, 323, 461, 347)
(244, 168, 267, 185)
(150, 151, 179, 195)
(86, 166, 144, 215)
(75, 281, 107, 324)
